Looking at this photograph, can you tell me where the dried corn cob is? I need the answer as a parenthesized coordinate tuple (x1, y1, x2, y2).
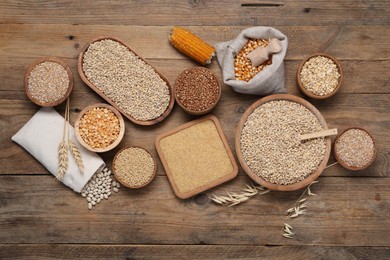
(169, 27, 215, 65)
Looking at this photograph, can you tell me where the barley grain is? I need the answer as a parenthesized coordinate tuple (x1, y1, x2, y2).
(82, 39, 170, 121)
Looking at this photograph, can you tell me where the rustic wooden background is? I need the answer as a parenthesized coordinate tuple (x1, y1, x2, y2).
(1, 1, 389, 259)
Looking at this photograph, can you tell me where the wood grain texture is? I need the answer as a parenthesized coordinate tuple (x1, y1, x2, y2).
(0, 175, 389, 246)
(1, 0, 389, 257)
(0, 244, 389, 259)
(0, 0, 389, 26)
(1, 25, 389, 61)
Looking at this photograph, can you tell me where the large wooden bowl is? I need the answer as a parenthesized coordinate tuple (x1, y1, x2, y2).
(78, 36, 175, 126)
(235, 94, 331, 191)
(334, 127, 376, 171)
(112, 146, 157, 189)
(24, 56, 73, 107)
(74, 103, 125, 153)
(297, 53, 343, 99)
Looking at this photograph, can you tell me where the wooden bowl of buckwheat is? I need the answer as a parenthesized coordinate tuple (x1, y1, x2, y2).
(235, 94, 331, 191)
(297, 53, 343, 99)
(174, 67, 221, 115)
(74, 103, 125, 153)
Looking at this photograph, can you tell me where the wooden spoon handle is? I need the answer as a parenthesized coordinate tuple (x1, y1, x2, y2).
(300, 128, 338, 141)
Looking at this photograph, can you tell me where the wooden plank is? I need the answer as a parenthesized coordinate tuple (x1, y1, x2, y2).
(0, 175, 389, 246)
(2, 59, 389, 94)
(0, 25, 389, 61)
(0, 244, 389, 259)
(1, 93, 389, 177)
(0, 1, 389, 26)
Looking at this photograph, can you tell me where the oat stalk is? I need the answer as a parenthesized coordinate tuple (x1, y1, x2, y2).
(282, 162, 338, 238)
(210, 183, 269, 207)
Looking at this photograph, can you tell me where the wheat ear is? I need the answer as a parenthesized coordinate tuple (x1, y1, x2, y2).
(56, 140, 68, 180)
(68, 139, 84, 173)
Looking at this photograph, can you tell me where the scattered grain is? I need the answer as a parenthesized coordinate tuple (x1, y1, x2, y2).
(27, 61, 70, 103)
(335, 128, 375, 168)
(240, 100, 326, 185)
(300, 55, 340, 96)
(114, 147, 155, 188)
(82, 39, 170, 121)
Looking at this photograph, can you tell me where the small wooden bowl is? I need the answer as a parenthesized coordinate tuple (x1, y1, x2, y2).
(24, 56, 73, 106)
(235, 94, 331, 191)
(297, 53, 343, 99)
(174, 67, 221, 115)
(78, 36, 175, 126)
(112, 146, 157, 189)
(334, 127, 376, 171)
(74, 103, 125, 153)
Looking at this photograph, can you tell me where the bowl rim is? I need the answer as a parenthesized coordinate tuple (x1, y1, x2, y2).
(297, 53, 343, 99)
(235, 94, 331, 191)
(174, 66, 221, 116)
(77, 36, 175, 125)
(333, 127, 376, 171)
(24, 56, 74, 107)
(74, 103, 125, 153)
(112, 146, 157, 189)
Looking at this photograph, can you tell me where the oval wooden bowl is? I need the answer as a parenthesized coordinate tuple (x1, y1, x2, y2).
(334, 127, 376, 171)
(235, 94, 331, 191)
(112, 146, 157, 189)
(74, 103, 125, 153)
(77, 36, 175, 126)
(174, 67, 221, 116)
(24, 56, 73, 107)
(297, 53, 343, 99)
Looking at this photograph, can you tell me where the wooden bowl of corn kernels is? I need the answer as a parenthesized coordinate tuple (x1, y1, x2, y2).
(297, 53, 343, 99)
(74, 103, 125, 153)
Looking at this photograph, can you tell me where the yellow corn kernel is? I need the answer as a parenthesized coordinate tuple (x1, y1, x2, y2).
(169, 27, 215, 65)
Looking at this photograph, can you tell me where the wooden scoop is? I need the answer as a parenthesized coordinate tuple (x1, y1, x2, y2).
(300, 128, 338, 141)
(247, 38, 282, 67)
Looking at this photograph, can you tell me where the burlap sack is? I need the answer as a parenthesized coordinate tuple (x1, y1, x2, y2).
(215, 27, 288, 95)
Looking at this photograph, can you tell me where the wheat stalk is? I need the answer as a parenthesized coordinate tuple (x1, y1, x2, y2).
(211, 183, 269, 206)
(56, 140, 68, 180)
(68, 139, 84, 173)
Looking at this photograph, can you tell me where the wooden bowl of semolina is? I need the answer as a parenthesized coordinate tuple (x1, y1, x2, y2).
(74, 103, 125, 153)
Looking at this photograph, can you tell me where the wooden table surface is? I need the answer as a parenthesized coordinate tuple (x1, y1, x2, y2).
(1, 1, 389, 259)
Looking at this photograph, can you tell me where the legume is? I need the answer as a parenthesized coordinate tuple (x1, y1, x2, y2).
(300, 55, 341, 96)
(335, 128, 375, 168)
(234, 38, 271, 82)
(175, 67, 220, 112)
(78, 107, 120, 149)
(28, 61, 69, 103)
(240, 100, 326, 185)
(82, 39, 170, 121)
(114, 147, 155, 188)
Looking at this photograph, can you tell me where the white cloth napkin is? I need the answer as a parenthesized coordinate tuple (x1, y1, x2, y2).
(12, 107, 105, 192)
